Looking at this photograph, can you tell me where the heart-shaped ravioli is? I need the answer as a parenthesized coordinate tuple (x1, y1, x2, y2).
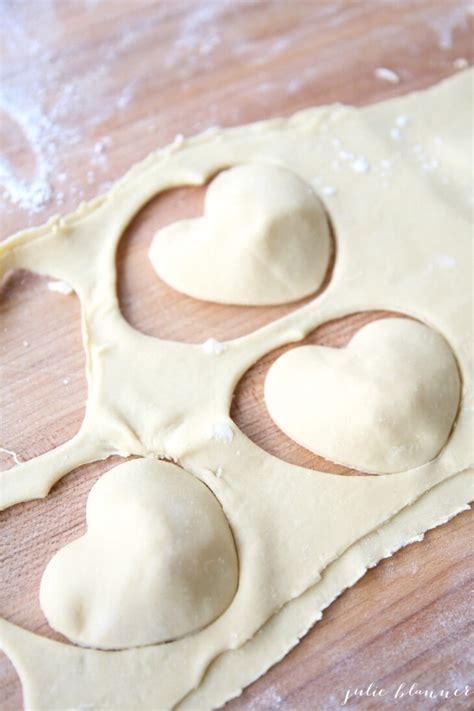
(40, 459, 238, 649)
(149, 163, 331, 305)
(264, 318, 461, 474)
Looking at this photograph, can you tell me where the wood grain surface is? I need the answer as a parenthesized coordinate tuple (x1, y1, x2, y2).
(1, 1, 473, 710)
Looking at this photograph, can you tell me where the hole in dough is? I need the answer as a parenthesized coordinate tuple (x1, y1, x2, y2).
(39, 458, 239, 650)
(232, 311, 460, 476)
(264, 317, 461, 475)
(117, 172, 336, 342)
(148, 163, 332, 306)
(0, 269, 86, 470)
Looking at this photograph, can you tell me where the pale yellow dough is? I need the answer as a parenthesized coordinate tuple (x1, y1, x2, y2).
(265, 318, 461, 474)
(0, 70, 472, 710)
(40, 459, 239, 650)
(149, 163, 331, 305)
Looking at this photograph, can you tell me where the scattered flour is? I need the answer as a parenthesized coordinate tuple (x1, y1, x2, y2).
(0, 93, 54, 212)
(202, 338, 224, 355)
(351, 157, 370, 173)
(211, 423, 234, 444)
(47, 280, 74, 296)
(1, 0, 470, 221)
(396, 115, 409, 127)
(374, 67, 400, 83)
(246, 685, 288, 710)
(335, 146, 370, 174)
(91, 136, 112, 168)
(321, 185, 337, 196)
(453, 57, 469, 69)
(434, 254, 456, 269)
(410, 143, 441, 175)
(338, 149, 354, 161)
(429, 3, 471, 49)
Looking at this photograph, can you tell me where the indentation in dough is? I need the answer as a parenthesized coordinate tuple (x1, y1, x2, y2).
(264, 318, 461, 474)
(39, 458, 239, 650)
(148, 163, 331, 305)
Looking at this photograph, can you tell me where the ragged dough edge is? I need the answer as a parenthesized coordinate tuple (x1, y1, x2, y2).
(178, 468, 472, 710)
(0, 70, 461, 257)
(0, 108, 336, 257)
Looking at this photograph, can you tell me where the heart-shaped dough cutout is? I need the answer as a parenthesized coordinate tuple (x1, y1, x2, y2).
(264, 318, 461, 474)
(149, 163, 331, 305)
(40, 459, 238, 649)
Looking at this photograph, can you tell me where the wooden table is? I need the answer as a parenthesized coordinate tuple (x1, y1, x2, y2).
(1, 1, 472, 709)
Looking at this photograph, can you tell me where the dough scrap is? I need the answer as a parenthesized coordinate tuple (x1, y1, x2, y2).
(265, 318, 461, 474)
(149, 163, 331, 305)
(39, 459, 238, 650)
(0, 70, 472, 710)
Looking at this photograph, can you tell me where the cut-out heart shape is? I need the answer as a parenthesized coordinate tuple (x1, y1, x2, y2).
(149, 163, 331, 305)
(39, 459, 238, 650)
(264, 318, 461, 474)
